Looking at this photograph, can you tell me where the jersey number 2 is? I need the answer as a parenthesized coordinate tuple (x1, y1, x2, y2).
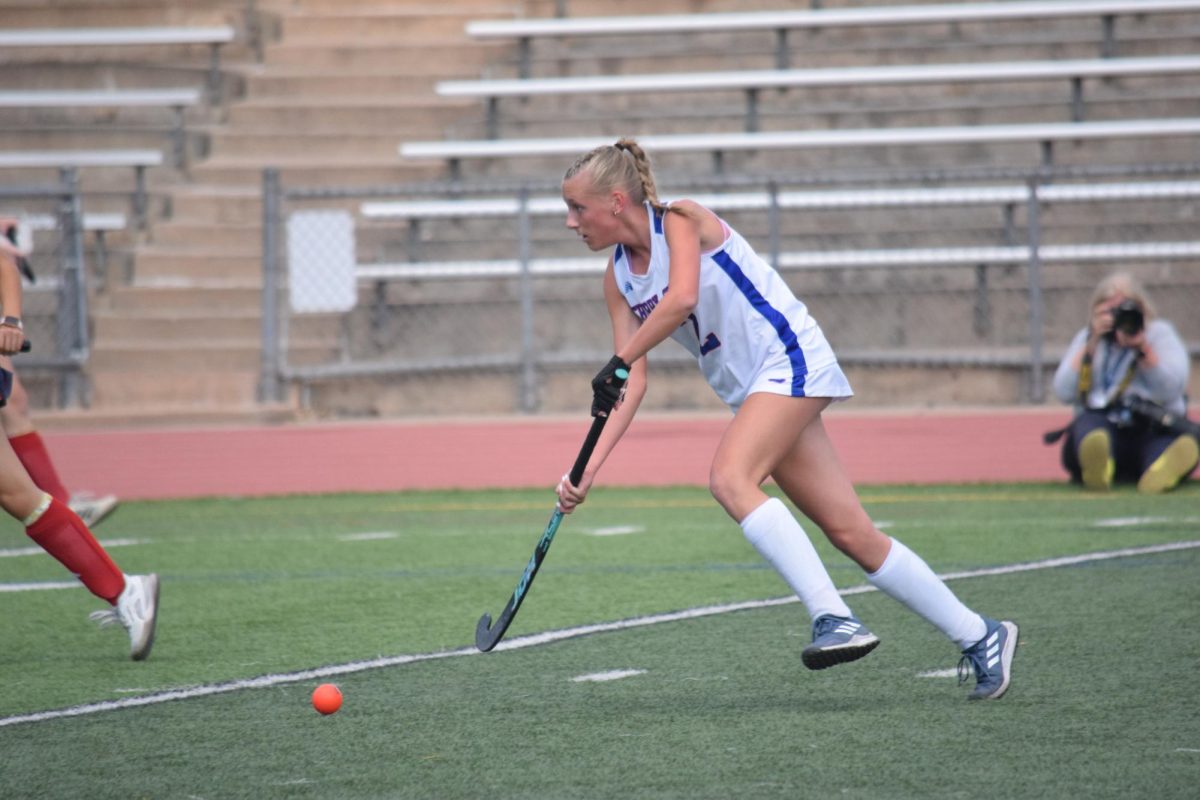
(685, 314, 721, 356)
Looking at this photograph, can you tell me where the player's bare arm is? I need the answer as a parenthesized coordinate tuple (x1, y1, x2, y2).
(613, 210, 703, 367)
(0, 250, 26, 356)
(558, 262, 647, 513)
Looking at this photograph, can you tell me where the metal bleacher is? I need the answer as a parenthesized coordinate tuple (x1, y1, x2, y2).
(273, 1, 1192, 412)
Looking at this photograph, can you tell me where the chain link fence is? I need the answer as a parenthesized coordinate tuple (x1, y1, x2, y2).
(0, 169, 92, 408)
(260, 162, 1200, 416)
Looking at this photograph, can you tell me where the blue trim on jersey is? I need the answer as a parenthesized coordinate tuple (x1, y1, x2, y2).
(613, 243, 624, 266)
(652, 210, 663, 235)
(711, 250, 808, 395)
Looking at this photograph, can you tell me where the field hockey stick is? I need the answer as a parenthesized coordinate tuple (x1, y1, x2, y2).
(475, 368, 628, 652)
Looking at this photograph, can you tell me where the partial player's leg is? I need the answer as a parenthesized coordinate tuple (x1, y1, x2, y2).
(710, 394, 878, 669)
(0, 435, 157, 660)
(772, 416, 1017, 699)
(1, 363, 120, 525)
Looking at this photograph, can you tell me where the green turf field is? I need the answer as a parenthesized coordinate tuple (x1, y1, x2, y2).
(2, 482, 1198, 799)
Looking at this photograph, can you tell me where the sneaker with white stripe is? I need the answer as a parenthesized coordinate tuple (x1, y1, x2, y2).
(958, 618, 1018, 700)
(801, 614, 880, 670)
(90, 573, 160, 661)
(69, 493, 120, 528)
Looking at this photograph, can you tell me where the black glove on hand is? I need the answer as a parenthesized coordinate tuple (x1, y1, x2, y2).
(591, 355, 630, 417)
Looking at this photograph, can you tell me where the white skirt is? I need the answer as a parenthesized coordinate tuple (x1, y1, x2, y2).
(733, 357, 854, 411)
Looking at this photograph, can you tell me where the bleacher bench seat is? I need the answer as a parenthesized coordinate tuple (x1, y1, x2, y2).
(354, 241, 1200, 282)
(465, 0, 1200, 74)
(439, 55, 1200, 133)
(360, 181, 1200, 221)
(399, 118, 1200, 172)
(0, 27, 236, 102)
(0, 149, 163, 228)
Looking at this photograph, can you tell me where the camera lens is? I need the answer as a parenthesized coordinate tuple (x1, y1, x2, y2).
(1112, 300, 1144, 336)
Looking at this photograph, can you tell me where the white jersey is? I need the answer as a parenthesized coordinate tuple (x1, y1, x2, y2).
(612, 202, 846, 408)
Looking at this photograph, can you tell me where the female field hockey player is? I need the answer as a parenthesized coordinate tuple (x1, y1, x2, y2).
(0, 218, 119, 527)
(0, 232, 158, 660)
(555, 139, 1017, 699)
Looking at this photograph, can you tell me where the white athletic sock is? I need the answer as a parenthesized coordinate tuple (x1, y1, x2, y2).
(867, 538, 987, 650)
(740, 497, 853, 621)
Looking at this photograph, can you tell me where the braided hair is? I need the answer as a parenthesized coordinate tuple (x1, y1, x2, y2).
(563, 138, 669, 215)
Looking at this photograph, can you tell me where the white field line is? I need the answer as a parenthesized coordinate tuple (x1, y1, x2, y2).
(337, 531, 399, 542)
(0, 581, 80, 593)
(0, 538, 143, 558)
(2, 539, 1198, 729)
(1092, 516, 1200, 528)
(572, 669, 646, 683)
(916, 668, 960, 679)
(586, 525, 645, 536)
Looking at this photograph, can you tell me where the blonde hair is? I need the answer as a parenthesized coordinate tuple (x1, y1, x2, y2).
(1089, 271, 1157, 320)
(563, 138, 669, 214)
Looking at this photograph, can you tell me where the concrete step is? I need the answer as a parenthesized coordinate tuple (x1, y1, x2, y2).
(0, 129, 179, 152)
(89, 366, 263, 408)
(520, 0, 770, 15)
(262, 40, 510, 72)
(0, 164, 176, 196)
(188, 157, 442, 187)
(225, 96, 474, 132)
(152, 221, 261, 250)
(278, 11, 506, 43)
(211, 132, 409, 160)
(132, 247, 260, 282)
(104, 284, 264, 313)
(0, 3, 234, 29)
(92, 310, 340, 341)
(164, 188, 366, 225)
(243, 72, 444, 99)
(260, 0, 509, 11)
(94, 311, 263, 341)
(166, 186, 261, 224)
(89, 341, 336, 371)
(2, 43, 257, 69)
(0, 61, 225, 91)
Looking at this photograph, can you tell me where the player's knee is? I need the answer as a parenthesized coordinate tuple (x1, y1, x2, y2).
(0, 483, 42, 521)
(708, 465, 748, 518)
(5, 377, 31, 417)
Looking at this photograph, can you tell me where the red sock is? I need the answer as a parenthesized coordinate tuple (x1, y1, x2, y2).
(26, 498, 124, 604)
(9, 432, 71, 503)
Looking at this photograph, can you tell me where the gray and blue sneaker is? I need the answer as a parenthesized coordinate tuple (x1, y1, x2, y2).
(801, 614, 880, 670)
(958, 618, 1018, 700)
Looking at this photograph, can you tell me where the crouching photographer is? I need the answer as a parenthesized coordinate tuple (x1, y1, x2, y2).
(1049, 272, 1198, 493)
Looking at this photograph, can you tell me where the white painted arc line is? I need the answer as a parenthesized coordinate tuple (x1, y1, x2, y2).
(1, 539, 1197, 728)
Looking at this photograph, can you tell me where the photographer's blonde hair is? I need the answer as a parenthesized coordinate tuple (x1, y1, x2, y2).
(1090, 271, 1157, 321)
(563, 138, 679, 217)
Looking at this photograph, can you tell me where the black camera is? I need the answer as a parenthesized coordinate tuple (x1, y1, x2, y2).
(1110, 299, 1144, 337)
